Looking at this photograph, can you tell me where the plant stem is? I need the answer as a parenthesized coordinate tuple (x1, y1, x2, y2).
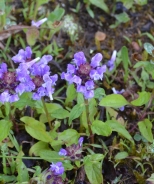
(41, 97, 52, 130)
(85, 99, 94, 145)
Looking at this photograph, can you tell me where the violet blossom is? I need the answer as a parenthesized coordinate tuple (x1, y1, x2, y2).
(12, 46, 32, 63)
(0, 62, 21, 103)
(49, 162, 64, 175)
(107, 50, 117, 71)
(58, 148, 68, 156)
(112, 87, 125, 111)
(58, 137, 84, 160)
(61, 51, 106, 99)
(31, 18, 47, 28)
(12, 47, 58, 101)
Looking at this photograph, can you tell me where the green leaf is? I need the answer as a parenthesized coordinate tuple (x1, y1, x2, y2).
(58, 129, 79, 146)
(37, 0, 49, 6)
(84, 154, 104, 184)
(91, 120, 112, 137)
(89, 98, 97, 122)
(65, 84, 77, 105)
(51, 108, 69, 119)
(26, 28, 39, 46)
(144, 42, 154, 55)
(68, 103, 85, 125)
(135, 0, 148, 6)
(89, 0, 109, 13)
(29, 141, 50, 156)
(94, 88, 106, 100)
(115, 12, 130, 23)
(99, 94, 129, 108)
(121, 46, 131, 81)
(39, 150, 63, 162)
(0, 120, 12, 142)
(21, 116, 52, 142)
(48, 6, 65, 22)
(35, 101, 62, 114)
(16, 150, 29, 182)
(0, 0, 5, 14)
(115, 151, 129, 160)
(106, 120, 134, 143)
(138, 119, 153, 142)
(0, 175, 16, 182)
(13, 92, 34, 109)
(131, 92, 151, 106)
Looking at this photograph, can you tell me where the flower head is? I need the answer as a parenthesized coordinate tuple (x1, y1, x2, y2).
(58, 148, 68, 156)
(58, 137, 84, 160)
(49, 162, 64, 175)
(12, 46, 32, 63)
(61, 52, 106, 99)
(31, 18, 47, 28)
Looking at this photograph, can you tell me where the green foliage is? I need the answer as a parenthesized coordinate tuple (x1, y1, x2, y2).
(48, 6, 65, 22)
(91, 120, 112, 136)
(84, 154, 104, 184)
(58, 129, 79, 146)
(114, 151, 129, 160)
(131, 92, 151, 106)
(106, 120, 134, 144)
(99, 94, 129, 108)
(89, 0, 109, 13)
(21, 116, 53, 142)
(0, 120, 12, 142)
(68, 103, 85, 125)
(121, 46, 131, 81)
(138, 119, 153, 143)
(39, 150, 63, 162)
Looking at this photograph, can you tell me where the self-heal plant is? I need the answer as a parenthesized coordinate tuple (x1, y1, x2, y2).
(0, 63, 20, 103)
(58, 137, 84, 160)
(12, 47, 58, 101)
(61, 51, 106, 99)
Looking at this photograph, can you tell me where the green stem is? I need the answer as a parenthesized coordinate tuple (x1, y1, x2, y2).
(85, 99, 94, 145)
(41, 97, 52, 130)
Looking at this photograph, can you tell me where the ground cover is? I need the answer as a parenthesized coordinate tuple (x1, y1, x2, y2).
(0, 0, 154, 183)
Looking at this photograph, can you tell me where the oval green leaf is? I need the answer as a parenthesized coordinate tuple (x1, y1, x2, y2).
(138, 119, 153, 143)
(99, 94, 129, 108)
(91, 120, 112, 137)
(131, 92, 151, 106)
(21, 116, 52, 143)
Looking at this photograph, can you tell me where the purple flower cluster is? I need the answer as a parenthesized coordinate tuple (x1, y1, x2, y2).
(0, 46, 58, 104)
(58, 137, 84, 160)
(0, 63, 19, 103)
(61, 52, 106, 99)
(14, 46, 58, 101)
(46, 162, 64, 183)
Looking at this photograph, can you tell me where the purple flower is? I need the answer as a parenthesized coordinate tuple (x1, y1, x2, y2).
(0, 63, 24, 103)
(61, 52, 106, 99)
(12, 46, 32, 63)
(31, 18, 47, 27)
(49, 162, 64, 175)
(107, 50, 117, 71)
(58, 148, 67, 156)
(112, 87, 125, 111)
(78, 137, 84, 147)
